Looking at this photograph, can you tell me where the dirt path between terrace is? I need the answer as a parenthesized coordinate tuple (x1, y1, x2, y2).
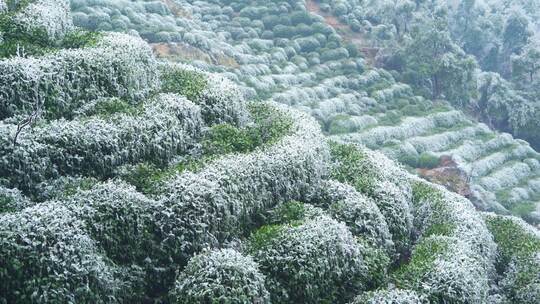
(305, 0, 379, 65)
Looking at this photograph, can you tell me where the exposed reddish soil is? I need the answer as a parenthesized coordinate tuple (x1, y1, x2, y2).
(418, 155, 473, 199)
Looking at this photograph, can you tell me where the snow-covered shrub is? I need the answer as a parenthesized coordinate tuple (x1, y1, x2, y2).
(352, 288, 427, 304)
(248, 215, 370, 304)
(0, 202, 121, 303)
(155, 104, 329, 265)
(0, 185, 32, 213)
(12, 0, 73, 40)
(0, 32, 159, 119)
(308, 179, 394, 254)
(33, 175, 98, 201)
(484, 214, 540, 303)
(330, 143, 413, 256)
(0, 94, 203, 194)
(61, 181, 156, 265)
(160, 62, 247, 125)
(171, 249, 270, 304)
(396, 179, 498, 302)
(0, 0, 7, 12)
(371, 180, 413, 256)
(394, 235, 491, 303)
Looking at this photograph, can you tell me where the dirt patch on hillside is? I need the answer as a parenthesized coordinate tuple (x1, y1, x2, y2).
(418, 155, 473, 198)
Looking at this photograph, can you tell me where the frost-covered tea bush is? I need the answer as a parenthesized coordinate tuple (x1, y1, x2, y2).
(0, 202, 121, 303)
(61, 181, 156, 265)
(0, 185, 31, 213)
(1, 0, 539, 302)
(308, 179, 394, 254)
(0, 94, 203, 194)
(0, 32, 159, 119)
(395, 179, 497, 302)
(172, 249, 270, 304)
(11, 0, 73, 40)
(330, 143, 413, 256)
(352, 288, 427, 304)
(484, 214, 540, 303)
(155, 105, 329, 264)
(248, 215, 370, 304)
(160, 62, 247, 125)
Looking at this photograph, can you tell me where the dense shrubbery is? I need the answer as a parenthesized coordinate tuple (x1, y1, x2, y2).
(330, 142, 413, 257)
(484, 214, 540, 303)
(155, 105, 328, 266)
(1, 0, 539, 303)
(160, 63, 247, 125)
(0, 185, 31, 213)
(0, 94, 203, 195)
(248, 215, 371, 304)
(395, 179, 497, 302)
(0, 202, 121, 303)
(0, 32, 160, 120)
(309, 180, 394, 254)
(171, 249, 270, 304)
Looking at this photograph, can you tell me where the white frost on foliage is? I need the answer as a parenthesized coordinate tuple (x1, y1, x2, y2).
(160, 62, 248, 125)
(0, 94, 203, 193)
(13, 0, 73, 39)
(308, 179, 394, 254)
(0, 32, 160, 119)
(173, 249, 270, 303)
(409, 178, 497, 302)
(352, 288, 427, 303)
(0, 185, 32, 212)
(339, 111, 465, 149)
(251, 215, 370, 303)
(156, 103, 329, 260)
(0, 202, 120, 302)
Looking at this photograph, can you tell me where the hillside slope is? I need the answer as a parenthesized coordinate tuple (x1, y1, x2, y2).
(0, 0, 539, 303)
(67, 0, 540, 225)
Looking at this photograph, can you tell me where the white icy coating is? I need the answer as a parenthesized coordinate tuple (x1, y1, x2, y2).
(0, 32, 160, 119)
(0, 94, 203, 192)
(158, 103, 330, 257)
(14, 0, 73, 39)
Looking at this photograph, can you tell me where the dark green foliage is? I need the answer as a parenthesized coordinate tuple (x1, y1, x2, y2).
(268, 200, 306, 225)
(417, 152, 440, 169)
(81, 97, 139, 117)
(0, 15, 52, 58)
(117, 163, 164, 195)
(202, 123, 256, 155)
(358, 237, 391, 289)
(160, 68, 208, 101)
(330, 142, 374, 194)
(61, 177, 97, 197)
(61, 29, 103, 49)
(393, 236, 450, 288)
(485, 216, 540, 271)
(203, 103, 292, 155)
(248, 224, 285, 252)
